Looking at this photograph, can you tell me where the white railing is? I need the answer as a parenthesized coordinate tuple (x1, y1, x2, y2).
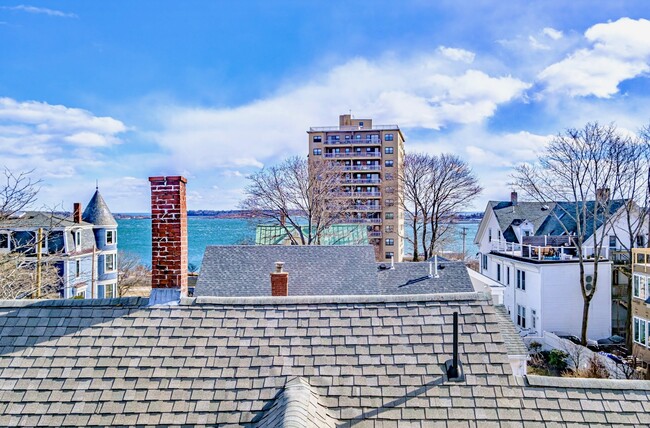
(343, 165, 381, 171)
(344, 179, 381, 184)
(490, 239, 610, 261)
(310, 125, 399, 132)
(324, 152, 381, 158)
(351, 205, 382, 211)
(325, 139, 382, 145)
(347, 218, 382, 224)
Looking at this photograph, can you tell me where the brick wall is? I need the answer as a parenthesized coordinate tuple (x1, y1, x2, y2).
(270, 262, 288, 296)
(149, 176, 188, 296)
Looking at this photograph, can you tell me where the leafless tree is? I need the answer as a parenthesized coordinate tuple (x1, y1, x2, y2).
(513, 122, 622, 345)
(117, 250, 151, 297)
(240, 156, 353, 245)
(399, 153, 482, 261)
(0, 168, 40, 220)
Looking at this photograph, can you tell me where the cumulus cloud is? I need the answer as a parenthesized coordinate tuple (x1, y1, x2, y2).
(437, 46, 475, 63)
(154, 50, 529, 171)
(1, 5, 77, 18)
(538, 18, 650, 98)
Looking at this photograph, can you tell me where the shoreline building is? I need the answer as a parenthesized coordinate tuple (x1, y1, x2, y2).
(307, 114, 405, 261)
(0, 188, 118, 299)
(631, 248, 650, 373)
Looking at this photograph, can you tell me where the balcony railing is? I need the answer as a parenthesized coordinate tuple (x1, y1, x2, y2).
(324, 152, 381, 158)
(344, 179, 381, 184)
(351, 205, 382, 211)
(347, 218, 382, 224)
(342, 165, 381, 171)
(310, 125, 399, 132)
(332, 191, 381, 197)
(368, 231, 382, 238)
(325, 139, 382, 145)
(491, 239, 610, 261)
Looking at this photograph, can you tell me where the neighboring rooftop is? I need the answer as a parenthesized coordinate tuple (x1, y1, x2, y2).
(377, 260, 474, 295)
(255, 224, 368, 246)
(0, 293, 648, 426)
(82, 189, 118, 227)
(195, 245, 379, 296)
(0, 211, 91, 229)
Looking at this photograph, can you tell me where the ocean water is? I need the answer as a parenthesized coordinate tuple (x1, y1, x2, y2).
(117, 217, 480, 268)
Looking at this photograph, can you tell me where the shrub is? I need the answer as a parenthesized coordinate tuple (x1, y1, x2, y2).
(528, 341, 542, 354)
(548, 349, 568, 372)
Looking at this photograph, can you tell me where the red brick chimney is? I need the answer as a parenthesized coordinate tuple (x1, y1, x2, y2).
(271, 262, 288, 296)
(510, 191, 518, 206)
(149, 176, 188, 296)
(73, 203, 82, 223)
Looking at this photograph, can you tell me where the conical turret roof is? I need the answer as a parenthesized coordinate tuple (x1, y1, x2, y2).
(82, 189, 117, 227)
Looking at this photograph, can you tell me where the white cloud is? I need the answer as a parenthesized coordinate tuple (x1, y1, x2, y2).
(528, 36, 550, 51)
(1, 5, 77, 18)
(543, 27, 563, 40)
(154, 50, 529, 171)
(437, 46, 475, 63)
(538, 18, 650, 98)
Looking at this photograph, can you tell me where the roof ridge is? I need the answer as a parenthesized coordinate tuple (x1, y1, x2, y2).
(183, 292, 488, 306)
(0, 297, 147, 308)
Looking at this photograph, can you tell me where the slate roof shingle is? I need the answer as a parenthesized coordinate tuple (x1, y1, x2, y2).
(82, 189, 117, 227)
(0, 293, 648, 427)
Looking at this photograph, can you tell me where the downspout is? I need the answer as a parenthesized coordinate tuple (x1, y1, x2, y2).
(91, 245, 96, 299)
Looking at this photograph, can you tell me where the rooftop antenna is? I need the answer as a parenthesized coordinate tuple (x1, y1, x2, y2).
(96, 179, 99, 191)
(390, 255, 395, 270)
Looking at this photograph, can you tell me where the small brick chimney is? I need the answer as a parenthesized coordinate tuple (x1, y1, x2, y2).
(510, 191, 518, 206)
(73, 203, 82, 223)
(271, 262, 288, 296)
(149, 176, 188, 297)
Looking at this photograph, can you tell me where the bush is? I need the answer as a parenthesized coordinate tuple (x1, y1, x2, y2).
(548, 349, 568, 372)
(528, 341, 542, 354)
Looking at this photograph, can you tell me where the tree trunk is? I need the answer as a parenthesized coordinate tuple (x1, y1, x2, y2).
(625, 268, 634, 350)
(581, 296, 591, 346)
(412, 216, 419, 262)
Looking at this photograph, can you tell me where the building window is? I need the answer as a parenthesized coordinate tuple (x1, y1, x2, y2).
(385, 199, 394, 207)
(385, 238, 394, 246)
(385, 212, 394, 220)
(385, 147, 394, 154)
(496, 264, 501, 282)
(633, 317, 647, 346)
(75, 260, 81, 278)
(358, 122, 364, 127)
(636, 235, 646, 247)
(385, 160, 394, 167)
(506, 266, 510, 285)
(75, 288, 87, 299)
(488, 228, 492, 243)
(517, 305, 526, 328)
(516, 269, 526, 290)
(633, 274, 647, 300)
(531, 309, 537, 330)
(74, 230, 81, 248)
(497, 230, 501, 241)
(385, 225, 394, 233)
(0, 232, 9, 250)
(609, 235, 617, 249)
(385, 252, 394, 259)
(481, 254, 488, 271)
(105, 253, 117, 272)
(106, 230, 116, 245)
(385, 173, 394, 180)
(313, 148, 322, 156)
(313, 135, 322, 143)
(385, 133, 394, 141)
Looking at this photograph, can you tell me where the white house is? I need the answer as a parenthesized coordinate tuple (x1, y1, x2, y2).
(474, 192, 643, 340)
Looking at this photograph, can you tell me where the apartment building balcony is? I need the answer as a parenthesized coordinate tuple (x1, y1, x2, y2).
(342, 165, 381, 171)
(332, 191, 381, 197)
(324, 139, 382, 145)
(310, 124, 399, 132)
(490, 238, 611, 262)
(344, 179, 381, 184)
(347, 218, 382, 224)
(350, 205, 382, 211)
(324, 152, 381, 159)
(633, 248, 650, 274)
(368, 231, 382, 238)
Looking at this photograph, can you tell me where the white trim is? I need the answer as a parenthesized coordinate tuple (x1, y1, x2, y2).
(104, 252, 117, 273)
(105, 229, 117, 245)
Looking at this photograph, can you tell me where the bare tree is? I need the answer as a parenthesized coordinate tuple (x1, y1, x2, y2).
(117, 250, 151, 297)
(240, 156, 353, 245)
(399, 153, 482, 261)
(513, 122, 622, 344)
(0, 168, 40, 220)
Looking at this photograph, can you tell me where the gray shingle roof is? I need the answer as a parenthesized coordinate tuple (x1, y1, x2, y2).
(0, 293, 648, 427)
(0, 211, 91, 228)
(489, 201, 556, 241)
(377, 261, 474, 295)
(195, 245, 380, 296)
(82, 189, 117, 227)
(494, 304, 529, 356)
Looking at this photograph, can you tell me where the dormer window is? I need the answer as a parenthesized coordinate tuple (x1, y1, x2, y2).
(74, 230, 81, 248)
(106, 230, 116, 245)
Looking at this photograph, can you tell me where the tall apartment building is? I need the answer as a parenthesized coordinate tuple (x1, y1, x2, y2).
(308, 114, 405, 262)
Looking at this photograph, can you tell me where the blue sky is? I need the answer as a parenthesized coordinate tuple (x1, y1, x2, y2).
(1, 1, 649, 212)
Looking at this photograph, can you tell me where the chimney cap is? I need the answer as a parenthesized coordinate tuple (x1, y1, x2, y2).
(274, 261, 285, 273)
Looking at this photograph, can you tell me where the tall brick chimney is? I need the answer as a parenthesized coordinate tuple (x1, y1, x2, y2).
(149, 176, 188, 299)
(73, 203, 82, 223)
(271, 262, 288, 296)
(510, 191, 518, 206)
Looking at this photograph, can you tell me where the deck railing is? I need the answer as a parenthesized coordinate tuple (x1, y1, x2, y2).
(491, 239, 610, 261)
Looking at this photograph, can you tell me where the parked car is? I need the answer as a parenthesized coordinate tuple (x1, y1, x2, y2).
(553, 331, 599, 350)
(596, 335, 627, 352)
(598, 351, 624, 364)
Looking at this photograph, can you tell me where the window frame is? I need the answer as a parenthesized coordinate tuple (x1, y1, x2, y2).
(385, 251, 394, 259)
(516, 269, 526, 290)
(75, 260, 81, 278)
(385, 212, 394, 220)
(385, 238, 394, 246)
(313, 148, 322, 156)
(104, 253, 117, 273)
(385, 147, 394, 154)
(106, 230, 117, 245)
(517, 305, 526, 329)
(385, 133, 394, 141)
(0, 231, 10, 250)
(385, 160, 394, 167)
(633, 317, 648, 347)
